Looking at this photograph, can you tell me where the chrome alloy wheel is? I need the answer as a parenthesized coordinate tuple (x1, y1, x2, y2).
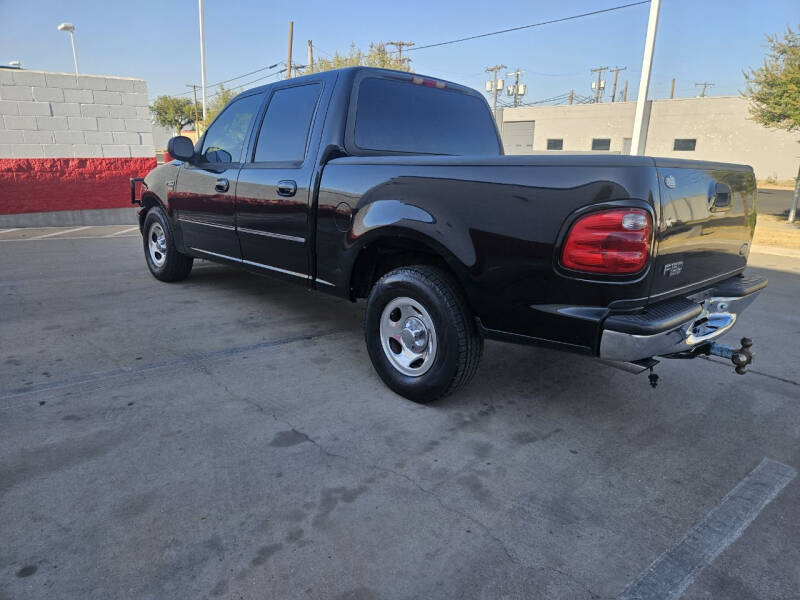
(148, 222, 167, 268)
(379, 297, 438, 377)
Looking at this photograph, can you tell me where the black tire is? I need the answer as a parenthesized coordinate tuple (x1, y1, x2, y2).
(364, 265, 483, 403)
(142, 207, 193, 282)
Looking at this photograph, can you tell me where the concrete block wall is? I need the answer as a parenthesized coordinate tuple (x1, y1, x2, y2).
(0, 68, 157, 223)
(0, 69, 154, 159)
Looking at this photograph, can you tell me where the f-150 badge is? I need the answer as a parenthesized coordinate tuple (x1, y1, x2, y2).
(663, 261, 683, 277)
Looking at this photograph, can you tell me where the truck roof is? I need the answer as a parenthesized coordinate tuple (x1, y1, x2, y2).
(242, 66, 476, 97)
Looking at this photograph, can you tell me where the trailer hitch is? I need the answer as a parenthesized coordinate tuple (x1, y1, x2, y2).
(707, 337, 753, 374)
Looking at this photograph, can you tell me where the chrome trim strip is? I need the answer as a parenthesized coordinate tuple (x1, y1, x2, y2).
(242, 258, 308, 280)
(190, 248, 310, 281)
(190, 247, 240, 261)
(178, 217, 236, 231)
(315, 278, 335, 287)
(236, 227, 305, 243)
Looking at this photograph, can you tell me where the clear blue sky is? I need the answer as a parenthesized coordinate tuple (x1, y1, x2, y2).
(1, 0, 797, 105)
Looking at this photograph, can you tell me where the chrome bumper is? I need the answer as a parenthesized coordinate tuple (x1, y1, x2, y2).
(599, 276, 766, 362)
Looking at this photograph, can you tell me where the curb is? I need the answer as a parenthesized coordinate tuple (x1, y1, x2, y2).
(0, 208, 138, 227)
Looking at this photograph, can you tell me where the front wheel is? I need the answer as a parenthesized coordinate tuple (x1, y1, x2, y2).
(364, 265, 483, 402)
(142, 207, 193, 282)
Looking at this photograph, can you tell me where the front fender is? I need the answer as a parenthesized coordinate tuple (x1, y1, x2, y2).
(142, 161, 182, 216)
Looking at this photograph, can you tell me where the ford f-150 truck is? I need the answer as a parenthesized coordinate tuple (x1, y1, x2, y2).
(133, 66, 765, 402)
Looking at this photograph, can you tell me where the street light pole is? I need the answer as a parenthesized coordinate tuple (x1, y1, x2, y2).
(57, 23, 79, 75)
(198, 0, 208, 123)
(630, 0, 660, 155)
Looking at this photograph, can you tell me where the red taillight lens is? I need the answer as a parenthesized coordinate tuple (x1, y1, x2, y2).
(561, 208, 651, 274)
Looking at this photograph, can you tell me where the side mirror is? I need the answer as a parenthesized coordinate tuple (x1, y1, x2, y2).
(167, 136, 196, 162)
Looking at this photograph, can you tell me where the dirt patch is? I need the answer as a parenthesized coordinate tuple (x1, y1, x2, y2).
(753, 214, 800, 249)
(756, 180, 797, 191)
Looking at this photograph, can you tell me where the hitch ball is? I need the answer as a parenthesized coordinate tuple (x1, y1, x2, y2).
(709, 337, 754, 374)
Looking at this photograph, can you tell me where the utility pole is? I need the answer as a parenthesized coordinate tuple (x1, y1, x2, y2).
(591, 66, 608, 103)
(507, 68, 524, 108)
(670, 78, 675, 99)
(286, 21, 294, 79)
(623, 80, 629, 102)
(307, 40, 313, 73)
(569, 89, 574, 105)
(631, 0, 660, 155)
(186, 84, 200, 132)
(485, 64, 506, 119)
(198, 0, 207, 122)
(695, 82, 714, 97)
(387, 41, 415, 63)
(610, 66, 626, 102)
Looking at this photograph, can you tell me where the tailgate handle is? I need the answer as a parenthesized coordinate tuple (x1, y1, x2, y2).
(711, 182, 731, 211)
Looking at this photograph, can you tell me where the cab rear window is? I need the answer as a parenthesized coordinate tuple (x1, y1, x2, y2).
(354, 77, 501, 156)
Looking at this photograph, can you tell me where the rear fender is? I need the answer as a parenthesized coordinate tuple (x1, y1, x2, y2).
(350, 199, 477, 267)
(346, 216, 475, 305)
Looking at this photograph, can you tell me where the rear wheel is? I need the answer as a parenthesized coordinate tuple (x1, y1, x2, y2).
(142, 207, 193, 282)
(364, 265, 483, 402)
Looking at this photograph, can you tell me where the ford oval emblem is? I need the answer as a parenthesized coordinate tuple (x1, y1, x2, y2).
(664, 175, 677, 189)
(739, 242, 750, 256)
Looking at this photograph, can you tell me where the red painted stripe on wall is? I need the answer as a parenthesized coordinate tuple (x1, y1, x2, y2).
(0, 157, 157, 215)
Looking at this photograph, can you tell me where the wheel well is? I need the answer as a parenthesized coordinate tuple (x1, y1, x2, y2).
(349, 237, 456, 301)
(138, 194, 161, 231)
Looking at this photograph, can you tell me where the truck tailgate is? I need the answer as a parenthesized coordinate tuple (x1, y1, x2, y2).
(650, 159, 757, 300)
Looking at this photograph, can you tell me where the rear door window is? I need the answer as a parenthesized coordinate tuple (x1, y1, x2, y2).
(354, 77, 500, 155)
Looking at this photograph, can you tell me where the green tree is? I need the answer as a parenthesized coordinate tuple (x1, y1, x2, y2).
(149, 95, 196, 135)
(744, 27, 800, 221)
(307, 42, 410, 74)
(200, 84, 237, 130)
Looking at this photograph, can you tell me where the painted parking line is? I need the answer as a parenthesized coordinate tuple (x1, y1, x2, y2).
(0, 228, 21, 234)
(0, 233, 139, 242)
(28, 226, 92, 240)
(103, 226, 140, 238)
(618, 458, 797, 600)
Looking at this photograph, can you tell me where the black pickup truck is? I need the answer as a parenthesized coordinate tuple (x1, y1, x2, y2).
(134, 66, 765, 401)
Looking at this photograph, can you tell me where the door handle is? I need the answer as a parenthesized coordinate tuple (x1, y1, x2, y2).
(215, 178, 230, 193)
(277, 180, 297, 197)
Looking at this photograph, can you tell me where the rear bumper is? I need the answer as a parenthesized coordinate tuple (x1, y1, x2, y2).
(599, 273, 767, 362)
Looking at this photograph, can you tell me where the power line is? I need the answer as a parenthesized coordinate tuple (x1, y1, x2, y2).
(403, 1, 650, 53)
(311, 43, 333, 58)
(204, 67, 287, 100)
(170, 62, 282, 97)
(167, 1, 649, 101)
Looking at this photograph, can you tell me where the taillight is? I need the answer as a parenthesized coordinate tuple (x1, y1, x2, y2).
(561, 208, 651, 274)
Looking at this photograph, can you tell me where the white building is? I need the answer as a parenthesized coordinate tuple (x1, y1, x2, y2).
(498, 96, 798, 181)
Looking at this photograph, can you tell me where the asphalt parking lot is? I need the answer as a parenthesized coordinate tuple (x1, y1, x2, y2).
(1, 226, 799, 600)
